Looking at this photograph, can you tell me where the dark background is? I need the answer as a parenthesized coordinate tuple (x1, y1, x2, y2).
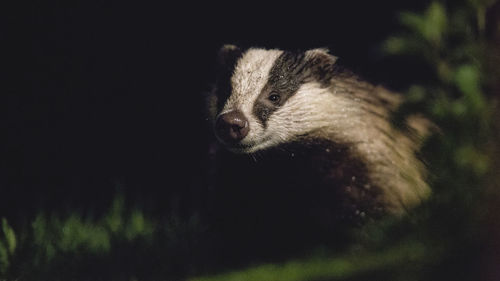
(2, 1, 430, 221)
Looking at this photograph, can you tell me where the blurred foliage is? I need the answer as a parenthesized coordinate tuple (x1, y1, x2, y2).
(1, 0, 499, 280)
(0, 218, 16, 274)
(383, 0, 497, 185)
(28, 194, 155, 266)
(0, 194, 209, 280)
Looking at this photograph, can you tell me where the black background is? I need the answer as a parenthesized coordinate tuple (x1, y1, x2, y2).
(2, 1, 430, 220)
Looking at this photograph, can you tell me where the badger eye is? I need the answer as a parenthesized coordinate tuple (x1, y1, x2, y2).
(268, 92, 281, 103)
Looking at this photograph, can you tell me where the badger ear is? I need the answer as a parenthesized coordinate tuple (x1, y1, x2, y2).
(305, 48, 338, 64)
(216, 44, 243, 70)
(304, 48, 338, 85)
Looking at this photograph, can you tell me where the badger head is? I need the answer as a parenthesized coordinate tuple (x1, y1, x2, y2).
(209, 45, 339, 153)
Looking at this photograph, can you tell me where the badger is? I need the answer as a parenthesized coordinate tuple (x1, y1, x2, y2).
(205, 45, 431, 242)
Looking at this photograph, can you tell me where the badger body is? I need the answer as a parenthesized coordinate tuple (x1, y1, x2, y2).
(207, 45, 431, 229)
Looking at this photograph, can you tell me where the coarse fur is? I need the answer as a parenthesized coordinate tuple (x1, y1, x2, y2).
(206, 45, 431, 228)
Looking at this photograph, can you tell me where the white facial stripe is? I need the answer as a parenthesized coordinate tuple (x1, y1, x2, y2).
(219, 48, 283, 147)
(266, 83, 336, 138)
(261, 81, 364, 148)
(224, 48, 283, 116)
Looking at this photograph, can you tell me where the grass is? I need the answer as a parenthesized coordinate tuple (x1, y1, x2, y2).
(188, 241, 433, 281)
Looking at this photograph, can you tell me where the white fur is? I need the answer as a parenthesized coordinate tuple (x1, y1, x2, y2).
(220, 48, 283, 151)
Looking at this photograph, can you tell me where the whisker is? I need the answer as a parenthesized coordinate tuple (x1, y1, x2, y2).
(249, 153, 258, 163)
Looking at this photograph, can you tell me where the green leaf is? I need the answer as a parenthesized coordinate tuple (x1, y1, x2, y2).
(398, 2, 447, 45)
(1, 218, 16, 255)
(424, 2, 447, 44)
(454, 64, 485, 111)
(407, 85, 427, 103)
(451, 100, 468, 117)
(454, 145, 490, 176)
(0, 218, 15, 274)
(125, 210, 154, 241)
(399, 11, 426, 35)
(104, 195, 125, 233)
(0, 240, 8, 274)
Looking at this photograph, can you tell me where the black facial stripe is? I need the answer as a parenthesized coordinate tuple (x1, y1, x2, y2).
(252, 50, 334, 126)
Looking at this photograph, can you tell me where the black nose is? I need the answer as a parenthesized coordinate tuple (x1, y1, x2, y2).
(215, 110, 249, 143)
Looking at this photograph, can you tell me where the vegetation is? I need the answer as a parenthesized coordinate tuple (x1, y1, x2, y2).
(1, 0, 498, 280)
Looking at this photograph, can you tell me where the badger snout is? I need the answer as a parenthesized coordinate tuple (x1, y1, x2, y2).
(215, 110, 249, 144)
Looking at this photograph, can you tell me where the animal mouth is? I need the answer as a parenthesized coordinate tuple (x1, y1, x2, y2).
(225, 142, 255, 153)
